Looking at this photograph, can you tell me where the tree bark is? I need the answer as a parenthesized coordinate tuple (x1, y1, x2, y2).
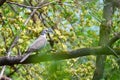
(93, 0, 114, 80)
(0, 47, 120, 66)
(0, 0, 6, 6)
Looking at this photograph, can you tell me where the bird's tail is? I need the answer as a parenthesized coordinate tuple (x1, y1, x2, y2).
(20, 53, 30, 62)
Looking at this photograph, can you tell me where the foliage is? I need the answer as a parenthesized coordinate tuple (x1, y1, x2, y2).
(0, 0, 120, 80)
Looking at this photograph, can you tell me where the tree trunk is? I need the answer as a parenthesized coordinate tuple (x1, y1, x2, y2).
(93, 0, 114, 80)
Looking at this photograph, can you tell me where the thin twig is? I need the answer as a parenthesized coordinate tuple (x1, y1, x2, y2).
(7, 3, 18, 14)
(0, 1, 39, 78)
(107, 32, 120, 47)
(0, 0, 55, 77)
(6, 1, 54, 9)
(2, 36, 8, 53)
(105, 32, 120, 60)
(7, 65, 21, 77)
(24, 1, 55, 25)
(0, 37, 17, 76)
(107, 45, 119, 58)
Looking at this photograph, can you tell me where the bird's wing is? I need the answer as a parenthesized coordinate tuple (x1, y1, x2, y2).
(27, 35, 47, 52)
(20, 35, 47, 62)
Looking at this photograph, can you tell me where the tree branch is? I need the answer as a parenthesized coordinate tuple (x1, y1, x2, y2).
(107, 32, 120, 46)
(0, 0, 6, 6)
(6, 1, 54, 9)
(0, 47, 120, 66)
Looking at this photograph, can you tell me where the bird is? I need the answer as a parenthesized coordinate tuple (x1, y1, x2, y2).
(20, 29, 51, 62)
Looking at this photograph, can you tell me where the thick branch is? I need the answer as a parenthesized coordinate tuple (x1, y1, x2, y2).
(0, 0, 6, 6)
(0, 47, 120, 66)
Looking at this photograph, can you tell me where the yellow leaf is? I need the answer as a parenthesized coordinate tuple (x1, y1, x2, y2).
(62, 43, 67, 50)
(59, 36, 67, 41)
(55, 29, 61, 35)
(19, 39, 24, 43)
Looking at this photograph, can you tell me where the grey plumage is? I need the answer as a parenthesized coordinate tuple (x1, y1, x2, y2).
(20, 29, 49, 62)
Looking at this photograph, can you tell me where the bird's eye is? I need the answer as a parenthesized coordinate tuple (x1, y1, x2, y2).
(43, 30, 46, 33)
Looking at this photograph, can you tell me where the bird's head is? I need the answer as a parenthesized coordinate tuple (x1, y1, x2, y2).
(41, 28, 53, 35)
